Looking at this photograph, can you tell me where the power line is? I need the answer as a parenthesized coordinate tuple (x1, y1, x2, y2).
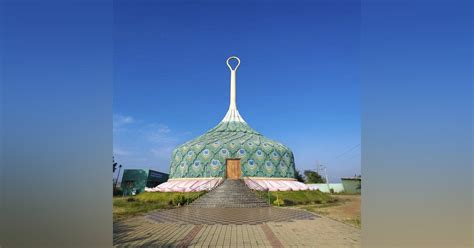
(333, 144, 360, 160)
(339, 152, 360, 161)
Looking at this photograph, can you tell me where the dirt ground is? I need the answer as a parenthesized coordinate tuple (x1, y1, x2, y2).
(298, 194, 361, 228)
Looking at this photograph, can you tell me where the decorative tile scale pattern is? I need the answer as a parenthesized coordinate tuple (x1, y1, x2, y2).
(169, 120, 296, 179)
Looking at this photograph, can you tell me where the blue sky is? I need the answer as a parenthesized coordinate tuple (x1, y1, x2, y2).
(113, 0, 360, 182)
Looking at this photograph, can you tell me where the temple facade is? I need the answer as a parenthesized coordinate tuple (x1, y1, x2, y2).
(146, 56, 310, 192)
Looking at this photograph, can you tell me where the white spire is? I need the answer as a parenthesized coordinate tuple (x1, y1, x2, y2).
(222, 56, 246, 123)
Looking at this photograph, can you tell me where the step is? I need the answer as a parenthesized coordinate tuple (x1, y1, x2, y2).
(189, 179, 270, 208)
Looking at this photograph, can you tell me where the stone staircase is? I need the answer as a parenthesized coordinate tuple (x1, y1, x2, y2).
(189, 179, 270, 208)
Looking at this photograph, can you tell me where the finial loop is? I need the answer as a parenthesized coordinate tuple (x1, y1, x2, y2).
(226, 56, 240, 71)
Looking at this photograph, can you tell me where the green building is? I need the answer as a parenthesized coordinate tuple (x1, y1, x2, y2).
(120, 169, 169, 195)
(341, 177, 361, 194)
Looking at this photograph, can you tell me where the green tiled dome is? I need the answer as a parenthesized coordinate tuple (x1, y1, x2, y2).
(168, 56, 296, 179)
(169, 120, 296, 179)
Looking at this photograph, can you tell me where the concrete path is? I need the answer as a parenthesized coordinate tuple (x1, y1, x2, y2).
(114, 208, 360, 247)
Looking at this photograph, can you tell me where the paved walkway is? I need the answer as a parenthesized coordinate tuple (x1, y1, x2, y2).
(147, 207, 316, 225)
(114, 207, 360, 247)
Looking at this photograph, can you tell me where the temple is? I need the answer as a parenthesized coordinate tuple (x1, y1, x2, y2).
(146, 56, 310, 192)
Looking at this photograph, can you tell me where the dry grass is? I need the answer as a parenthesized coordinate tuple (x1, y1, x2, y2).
(299, 195, 361, 228)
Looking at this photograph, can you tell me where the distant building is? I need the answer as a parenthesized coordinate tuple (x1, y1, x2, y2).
(341, 177, 361, 194)
(306, 177, 361, 194)
(121, 169, 169, 196)
(306, 183, 345, 193)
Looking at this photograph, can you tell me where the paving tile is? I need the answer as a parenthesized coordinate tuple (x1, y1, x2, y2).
(114, 207, 361, 248)
(147, 207, 317, 225)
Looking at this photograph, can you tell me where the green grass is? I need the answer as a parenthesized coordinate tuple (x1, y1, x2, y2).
(113, 191, 205, 221)
(346, 217, 361, 228)
(255, 190, 336, 206)
(331, 191, 361, 195)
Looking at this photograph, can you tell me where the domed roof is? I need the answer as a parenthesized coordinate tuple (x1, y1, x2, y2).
(168, 57, 296, 179)
(169, 120, 296, 179)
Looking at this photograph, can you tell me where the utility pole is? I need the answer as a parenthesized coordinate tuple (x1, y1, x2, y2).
(316, 160, 323, 180)
(318, 163, 331, 194)
(115, 164, 122, 192)
(323, 166, 330, 192)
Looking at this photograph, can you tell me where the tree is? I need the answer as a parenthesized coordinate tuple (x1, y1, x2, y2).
(113, 156, 118, 173)
(294, 170, 305, 183)
(304, 170, 326, 183)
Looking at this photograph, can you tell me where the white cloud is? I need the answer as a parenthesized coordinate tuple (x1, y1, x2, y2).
(114, 114, 135, 125)
(113, 114, 135, 132)
(150, 146, 174, 160)
(148, 124, 178, 145)
(113, 148, 132, 156)
(156, 125, 171, 134)
(113, 117, 190, 172)
(147, 124, 180, 161)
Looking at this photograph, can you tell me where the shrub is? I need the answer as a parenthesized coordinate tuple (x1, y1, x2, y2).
(266, 190, 334, 206)
(113, 189, 123, 196)
(170, 194, 190, 206)
(273, 198, 284, 206)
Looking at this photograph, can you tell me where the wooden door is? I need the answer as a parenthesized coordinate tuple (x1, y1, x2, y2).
(226, 159, 241, 179)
